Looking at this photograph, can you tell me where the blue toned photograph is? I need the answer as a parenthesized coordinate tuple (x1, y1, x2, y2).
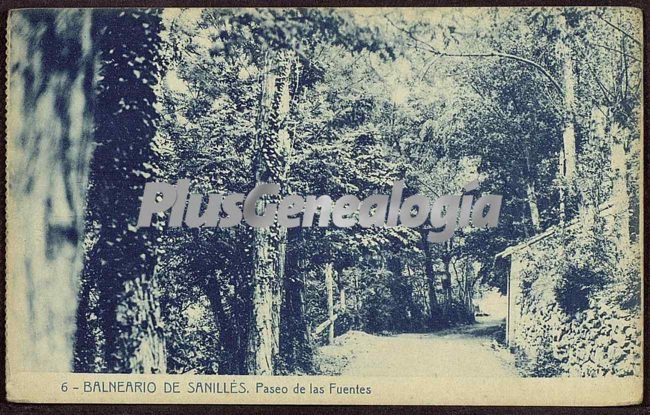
(5, 6, 643, 404)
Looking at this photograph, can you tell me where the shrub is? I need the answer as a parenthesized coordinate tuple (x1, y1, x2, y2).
(554, 263, 606, 315)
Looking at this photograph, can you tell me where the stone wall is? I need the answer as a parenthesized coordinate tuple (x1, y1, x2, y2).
(511, 288, 641, 376)
(504, 210, 642, 377)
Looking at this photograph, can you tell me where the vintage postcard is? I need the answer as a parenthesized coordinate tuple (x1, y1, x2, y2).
(5, 7, 643, 405)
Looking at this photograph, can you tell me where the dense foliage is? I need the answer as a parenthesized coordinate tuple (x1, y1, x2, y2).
(73, 8, 642, 375)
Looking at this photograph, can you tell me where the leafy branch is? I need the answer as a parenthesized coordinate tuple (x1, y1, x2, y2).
(385, 15, 563, 96)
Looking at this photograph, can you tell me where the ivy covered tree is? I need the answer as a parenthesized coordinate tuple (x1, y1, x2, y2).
(75, 9, 167, 373)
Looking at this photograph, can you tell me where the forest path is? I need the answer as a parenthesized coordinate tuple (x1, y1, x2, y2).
(320, 318, 518, 377)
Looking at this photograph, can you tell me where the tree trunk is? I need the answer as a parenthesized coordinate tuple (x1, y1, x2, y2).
(352, 269, 362, 329)
(608, 121, 631, 248)
(247, 226, 277, 374)
(280, 253, 314, 374)
(6, 9, 96, 373)
(96, 265, 167, 374)
(205, 276, 241, 374)
(246, 51, 299, 374)
(271, 227, 287, 367)
(526, 183, 541, 231)
(85, 9, 167, 373)
(524, 150, 540, 231)
(442, 258, 454, 321)
(120, 271, 167, 373)
(387, 255, 419, 331)
(228, 244, 254, 375)
(421, 232, 440, 329)
(561, 48, 577, 182)
(558, 13, 577, 182)
(73, 256, 100, 372)
(557, 15, 578, 221)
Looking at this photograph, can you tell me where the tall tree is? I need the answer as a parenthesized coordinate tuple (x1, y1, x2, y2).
(75, 9, 167, 373)
(246, 50, 301, 374)
(6, 9, 96, 372)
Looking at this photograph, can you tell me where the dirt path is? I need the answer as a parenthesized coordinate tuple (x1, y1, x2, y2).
(318, 318, 518, 377)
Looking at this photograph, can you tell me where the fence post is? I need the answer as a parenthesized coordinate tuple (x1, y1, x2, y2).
(325, 263, 334, 344)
